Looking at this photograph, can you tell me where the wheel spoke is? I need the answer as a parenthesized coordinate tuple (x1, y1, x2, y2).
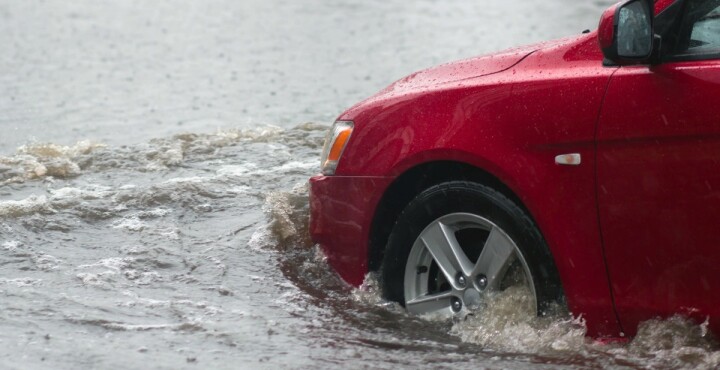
(420, 221, 473, 285)
(405, 291, 455, 315)
(471, 226, 516, 290)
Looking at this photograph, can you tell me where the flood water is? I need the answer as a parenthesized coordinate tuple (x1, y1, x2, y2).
(2, 1, 720, 369)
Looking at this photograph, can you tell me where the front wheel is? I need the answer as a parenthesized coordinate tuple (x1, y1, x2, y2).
(381, 181, 563, 317)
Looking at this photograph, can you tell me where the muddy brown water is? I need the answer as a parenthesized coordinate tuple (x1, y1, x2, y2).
(1, 1, 719, 369)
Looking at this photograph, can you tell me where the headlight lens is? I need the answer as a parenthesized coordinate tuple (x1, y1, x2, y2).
(320, 121, 353, 175)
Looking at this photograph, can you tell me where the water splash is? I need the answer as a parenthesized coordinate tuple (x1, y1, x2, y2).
(450, 285, 587, 353)
(609, 316, 720, 369)
(0, 124, 323, 186)
(0, 140, 105, 184)
(348, 272, 720, 369)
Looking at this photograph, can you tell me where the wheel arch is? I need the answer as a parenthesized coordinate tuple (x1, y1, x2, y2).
(367, 160, 539, 272)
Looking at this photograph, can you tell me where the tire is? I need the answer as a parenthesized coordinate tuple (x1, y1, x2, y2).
(381, 181, 563, 317)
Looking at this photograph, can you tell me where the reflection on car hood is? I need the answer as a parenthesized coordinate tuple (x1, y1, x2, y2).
(339, 36, 586, 121)
(381, 37, 584, 95)
(382, 45, 537, 94)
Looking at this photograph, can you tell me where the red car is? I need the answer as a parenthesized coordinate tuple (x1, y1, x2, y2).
(309, 0, 720, 339)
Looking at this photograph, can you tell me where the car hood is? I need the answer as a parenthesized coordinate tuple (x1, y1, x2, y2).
(339, 35, 589, 121)
(380, 44, 539, 94)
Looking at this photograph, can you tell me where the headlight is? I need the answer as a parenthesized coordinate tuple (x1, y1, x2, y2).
(320, 121, 353, 175)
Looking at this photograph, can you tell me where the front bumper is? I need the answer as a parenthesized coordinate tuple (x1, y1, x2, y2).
(309, 174, 393, 286)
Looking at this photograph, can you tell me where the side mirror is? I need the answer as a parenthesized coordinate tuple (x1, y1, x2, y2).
(598, 0, 655, 65)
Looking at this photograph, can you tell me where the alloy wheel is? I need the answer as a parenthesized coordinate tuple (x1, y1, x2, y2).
(403, 212, 536, 316)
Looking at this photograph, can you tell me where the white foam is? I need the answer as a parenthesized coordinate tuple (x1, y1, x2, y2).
(247, 227, 273, 251)
(0, 185, 115, 218)
(0, 278, 43, 287)
(216, 163, 259, 177)
(32, 253, 61, 271)
(0, 140, 105, 184)
(76, 272, 115, 288)
(2, 240, 22, 252)
(18, 140, 105, 158)
(350, 273, 387, 307)
(124, 270, 163, 285)
(50, 186, 111, 201)
(112, 217, 146, 231)
(606, 315, 720, 369)
(273, 160, 317, 172)
(78, 257, 133, 271)
(0, 195, 51, 218)
(156, 226, 180, 240)
(163, 176, 209, 184)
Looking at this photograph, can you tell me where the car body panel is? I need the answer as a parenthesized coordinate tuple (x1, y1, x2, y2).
(377, 44, 538, 96)
(309, 175, 393, 286)
(598, 60, 720, 336)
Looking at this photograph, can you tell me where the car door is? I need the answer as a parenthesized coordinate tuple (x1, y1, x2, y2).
(597, 1, 720, 335)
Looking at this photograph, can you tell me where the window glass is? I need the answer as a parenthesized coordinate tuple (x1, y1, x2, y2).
(685, 2, 720, 52)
